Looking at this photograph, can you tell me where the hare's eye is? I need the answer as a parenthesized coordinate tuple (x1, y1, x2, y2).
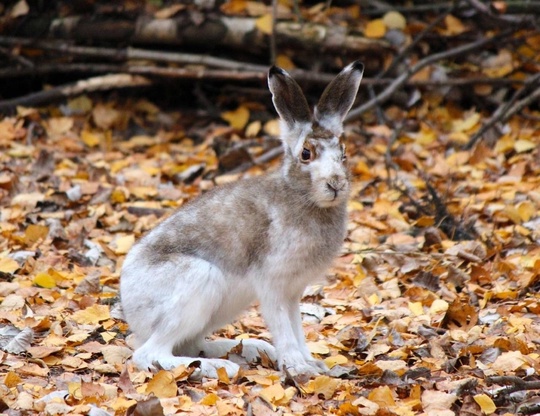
(301, 148, 312, 162)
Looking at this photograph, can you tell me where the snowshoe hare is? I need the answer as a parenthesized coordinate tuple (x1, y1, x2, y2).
(120, 61, 364, 379)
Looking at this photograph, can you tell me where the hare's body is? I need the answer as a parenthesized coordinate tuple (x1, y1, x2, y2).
(121, 62, 364, 378)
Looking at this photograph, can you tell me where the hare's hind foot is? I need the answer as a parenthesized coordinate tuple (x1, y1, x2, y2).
(201, 338, 277, 364)
(133, 349, 239, 380)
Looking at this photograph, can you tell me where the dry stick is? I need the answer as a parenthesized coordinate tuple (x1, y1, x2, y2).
(487, 376, 540, 395)
(379, 12, 451, 80)
(371, 12, 451, 125)
(0, 63, 527, 87)
(465, 72, 540, 149)
(270, 0, 278, 65)
(0, 74, 151, 112)
(0, 36, 268, 72)
(465, 0, 531, 24)
(345, 30, 513, 122)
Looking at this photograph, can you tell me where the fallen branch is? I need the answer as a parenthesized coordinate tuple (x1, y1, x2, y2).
(10, 15, 388, 55)
(0, 62, 527, 89)
(465, 72, 540, 149)
(0, 36, 267, 72)
(0, 74, 151, 113)
(346, 30, 513, 122)
(487, 375, 540, 404)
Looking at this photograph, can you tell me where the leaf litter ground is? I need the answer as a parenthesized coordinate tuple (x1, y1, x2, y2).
(0, 95, 539, 415)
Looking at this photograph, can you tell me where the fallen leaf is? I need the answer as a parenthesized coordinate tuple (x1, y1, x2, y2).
(365, 19, 386, 38)
(255, 13, 273, 35)
(146, 370, 178, 399)
(303, 376, 340, 400)
(0, 257, 20, 274)
(71, 304, 110, 325)
(383, 11, 406, 30)
(473, 394, 496, 415)
(221, 106, 250, 130)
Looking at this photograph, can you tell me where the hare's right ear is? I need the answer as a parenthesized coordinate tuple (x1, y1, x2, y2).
(315, 61, 364, 136)
(268, 66, 312, 143)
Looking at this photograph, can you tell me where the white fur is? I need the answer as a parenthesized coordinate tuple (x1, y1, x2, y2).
(120, 61, 364, 379)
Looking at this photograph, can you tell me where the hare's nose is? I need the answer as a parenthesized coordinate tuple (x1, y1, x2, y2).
(327, 182, 338, 198)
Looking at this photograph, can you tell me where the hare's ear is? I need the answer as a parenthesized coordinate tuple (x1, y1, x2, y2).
(315, 61, 364, 136)
(268, 66, 312, 139)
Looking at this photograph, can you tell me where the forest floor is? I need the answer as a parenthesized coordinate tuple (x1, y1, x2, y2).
(0, 85, 539, 415)
(1, 1, 540, 415)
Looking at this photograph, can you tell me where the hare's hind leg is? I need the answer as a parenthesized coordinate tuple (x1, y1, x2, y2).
(126, 256, 240, 378)
(200, 338, 277, 364)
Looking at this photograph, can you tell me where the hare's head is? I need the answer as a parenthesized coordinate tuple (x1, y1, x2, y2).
(268, 61, 364, 208)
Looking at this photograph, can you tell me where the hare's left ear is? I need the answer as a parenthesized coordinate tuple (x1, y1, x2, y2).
(315, 61, 364, 136)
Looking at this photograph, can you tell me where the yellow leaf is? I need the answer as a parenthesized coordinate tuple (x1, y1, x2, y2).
(4, 371, 22, 388)
(146, 370, 178, 398)
(276, 54, 295, 70)
(383, 11, 406, 30)
(68, 381, 83, 400)
(307, 341, 330, 355)
(67, 95, 93, 113)
(33, 272, 56, 289)
(0, 257, 19, 274)
(365, 19, 386, 38)
(415, 127, 437, 145)
(473, 394, 497, 414)
(217, 366, 231, 384)
(445, 14, 467, 35)
(221, 106, 250, 130)
(259, 383, 285, 409)
(409, 301, 424, 316)
(255, 13, 273, 35)
(368, 293, 380, 305)
(113, 234, 135, 255)
(101, 331, 116, 343)
(516, 201, 536, 222)
(109, 396, 137, 412)
(81, 130, 102, 148)
(494, 134, 515, 154)
(24, 224, 49, 245)
(245, 120, 261, 137)
(430, 299, 449, 315)
(452, 112, 480, 132)
(200, 393, 220, 406)
(303, 376, 340, 400)
(71, 304, 110, 325)
(514, 139, 536, 153)
(110, 188, 128, 203)
(263, 119, 280, 136)
(368, 385, 396, 407)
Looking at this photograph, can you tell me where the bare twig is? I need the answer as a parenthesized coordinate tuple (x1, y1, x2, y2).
(384, 124, 403, 186)
(0, 46, 34, 67)
(465, 72, 540, 149)
(0, 63, 527, 89)
(345, 30, 513, 122)
(0, 74, 151, 113)
(379, 12, 451, 80)
(487, 375, 540, 395)
(270, 0, 278, 65)
(465, 0, 532, 24)
(0, 36, 268, 72)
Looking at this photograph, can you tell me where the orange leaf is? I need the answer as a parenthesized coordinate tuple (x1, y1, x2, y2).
(146, 370, 178, 398)
(365, 19, 386, 38)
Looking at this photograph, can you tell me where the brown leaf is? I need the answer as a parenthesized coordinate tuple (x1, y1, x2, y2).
(127, 395, 165, 416)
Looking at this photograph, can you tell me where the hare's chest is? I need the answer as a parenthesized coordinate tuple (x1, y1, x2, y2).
(265, 217, 346, 279)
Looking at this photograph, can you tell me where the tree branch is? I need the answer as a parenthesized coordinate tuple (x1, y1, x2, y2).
(345, 30, 513, 122)
(0, 74, 151, 113)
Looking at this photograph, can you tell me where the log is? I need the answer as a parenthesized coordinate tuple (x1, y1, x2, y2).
(9, 15, 389, 56)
